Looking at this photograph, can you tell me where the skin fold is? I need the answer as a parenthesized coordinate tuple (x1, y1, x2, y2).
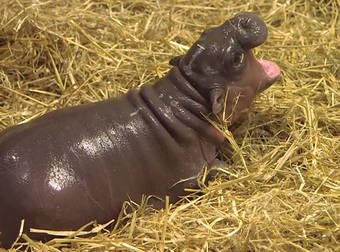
(0, 12, 280, 248)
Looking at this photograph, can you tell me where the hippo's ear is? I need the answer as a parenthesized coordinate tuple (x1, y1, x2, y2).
(169, 55, 184, 66)
(210, 88, 225, 115)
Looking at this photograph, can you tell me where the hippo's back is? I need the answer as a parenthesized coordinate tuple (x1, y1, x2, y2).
(0, 94, 155, 243)
(0, 88, 209, 247)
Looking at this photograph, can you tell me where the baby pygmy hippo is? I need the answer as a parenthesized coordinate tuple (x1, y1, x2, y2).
(0, 12, 280, 248)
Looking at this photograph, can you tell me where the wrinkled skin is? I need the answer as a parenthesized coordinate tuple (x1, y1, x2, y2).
(0, 12, 280, 248)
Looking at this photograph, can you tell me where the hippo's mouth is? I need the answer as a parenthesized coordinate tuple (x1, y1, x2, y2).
(259, 59, 281, 82)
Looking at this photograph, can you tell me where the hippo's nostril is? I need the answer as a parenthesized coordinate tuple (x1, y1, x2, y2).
(240, 18, 251, 29)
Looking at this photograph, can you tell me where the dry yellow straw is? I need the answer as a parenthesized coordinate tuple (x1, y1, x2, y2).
(0, 0, 339, 251)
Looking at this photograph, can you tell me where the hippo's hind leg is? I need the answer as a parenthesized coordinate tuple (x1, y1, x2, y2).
(0, 153, 34, 248)
(0, 184, 23, 248)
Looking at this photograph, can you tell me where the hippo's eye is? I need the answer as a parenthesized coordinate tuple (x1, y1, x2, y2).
(232, 52, 245, 68)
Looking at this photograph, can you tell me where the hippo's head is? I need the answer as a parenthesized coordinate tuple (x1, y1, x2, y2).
(170, 12, 280, 125)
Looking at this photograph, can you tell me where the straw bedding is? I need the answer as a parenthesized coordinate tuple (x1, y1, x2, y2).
(0, 0, 339, 251)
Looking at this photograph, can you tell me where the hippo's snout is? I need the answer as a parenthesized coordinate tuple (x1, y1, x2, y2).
(229, 13, 281, 91)
(230, 12, 268, 49)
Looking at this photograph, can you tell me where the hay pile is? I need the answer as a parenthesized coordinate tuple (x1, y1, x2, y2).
(0, 0, 339, 251)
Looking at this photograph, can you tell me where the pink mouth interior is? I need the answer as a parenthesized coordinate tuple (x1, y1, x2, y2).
(259, 59, 281, 80)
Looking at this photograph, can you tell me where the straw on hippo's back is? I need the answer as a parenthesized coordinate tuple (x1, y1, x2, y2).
(0, 12, 280, 248)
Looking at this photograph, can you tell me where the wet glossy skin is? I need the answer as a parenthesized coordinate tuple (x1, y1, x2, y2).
(0, 12, 280, 248)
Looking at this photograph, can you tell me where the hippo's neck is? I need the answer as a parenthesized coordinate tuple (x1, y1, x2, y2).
(139, 67, 224, 145)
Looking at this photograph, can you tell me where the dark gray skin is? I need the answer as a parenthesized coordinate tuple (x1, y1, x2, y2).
(0, 13, 280, 248)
